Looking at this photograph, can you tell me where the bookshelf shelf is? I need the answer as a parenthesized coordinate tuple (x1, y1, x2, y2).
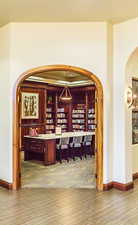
(45, 86, 96, 133)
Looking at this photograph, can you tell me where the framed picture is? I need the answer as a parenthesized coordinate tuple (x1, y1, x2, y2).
(21, 92, 39, 119)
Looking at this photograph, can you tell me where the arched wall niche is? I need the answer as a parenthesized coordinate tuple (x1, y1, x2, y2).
(125, 47, 138, 179)
(12, 64, 104, 191)
(126, 47, 138, 76)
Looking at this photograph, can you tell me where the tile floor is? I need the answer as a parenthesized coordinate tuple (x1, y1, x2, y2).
(21, 154, 96, 188)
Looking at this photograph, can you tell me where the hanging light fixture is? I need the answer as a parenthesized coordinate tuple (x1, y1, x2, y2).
(59, 86, 72, 103)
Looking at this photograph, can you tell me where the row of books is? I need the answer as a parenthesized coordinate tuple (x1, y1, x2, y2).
(46, 113, 95, 120)
(57, 108, 65, 113)
(72, 124, 85, 129)
(57, 113, 66, 118)
(60, 124, 67, 128)
(57, 119, 67, 124)
(72, 114, 84, 118)
(73, 130, 85, 132)
(72, 109, 85, 113)
(45, 125, 54, 130)
(88, 109, 95, 113)
(72, 119, 85, 124)
(88, 114, 95, 118)
(46, 108, 95, 113)
(88, 124, 96, 130)
(46, 119, 54, 124)
(46, 108, 52, 112)
(46, 113, 52, 118)
(46, 108, 66, 113)
(88, 119, 95, 124)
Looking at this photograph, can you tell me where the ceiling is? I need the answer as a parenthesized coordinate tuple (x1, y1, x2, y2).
(27, 71, 93, 87)
(0, 0, 138, 27)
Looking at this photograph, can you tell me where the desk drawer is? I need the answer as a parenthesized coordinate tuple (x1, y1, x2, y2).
(29, 140, 44, 153)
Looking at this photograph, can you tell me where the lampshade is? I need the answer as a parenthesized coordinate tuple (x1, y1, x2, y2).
(59, 86, 72, 103)
(127, 87, 134, 108)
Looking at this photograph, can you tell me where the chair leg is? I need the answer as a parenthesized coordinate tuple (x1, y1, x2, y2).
(81, 148, 85, 159)
(71, 148, 75, 161)
(78, 148, 82, 160)
(73, 148, 75, 161)
(59, 150, 62, 163)
(66, 149, 69, 162)
(84, 150, 87, 158)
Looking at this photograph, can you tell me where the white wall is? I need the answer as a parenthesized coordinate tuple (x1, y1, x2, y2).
(0, 24, 12, 182)
(126, 49, 138, 174)
(114, 18, 138, 183)
(7, 22, 113, 184)
(1, 20, 137, 185)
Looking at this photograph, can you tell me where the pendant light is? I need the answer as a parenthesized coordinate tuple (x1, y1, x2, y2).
(59, 86, 72, 103)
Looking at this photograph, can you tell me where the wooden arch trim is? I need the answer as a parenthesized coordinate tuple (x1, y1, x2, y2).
(13, 64, 103, 190)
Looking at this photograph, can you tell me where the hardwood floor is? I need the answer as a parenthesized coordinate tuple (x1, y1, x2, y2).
(0, 180, 138, 225)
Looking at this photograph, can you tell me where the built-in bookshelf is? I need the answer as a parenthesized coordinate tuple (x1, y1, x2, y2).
(45, 93, 55, 134)
(72, 108, 85, 131)
(21, 82, 96, 149)
(56, 107, 69, 133)
(87, 108, 96, 131)
(45, 86, 96, 133)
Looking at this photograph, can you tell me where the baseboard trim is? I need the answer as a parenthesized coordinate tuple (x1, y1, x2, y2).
(133, 173, 138, 180)
(103, 182, 113, 191)
(113, 181, 134, 191)
(0, 179, 12, 190)
(103, 181, 134, 191)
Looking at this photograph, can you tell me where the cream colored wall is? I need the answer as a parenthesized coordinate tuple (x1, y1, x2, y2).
(104, 23, 113, 183)
(114, 18, 138, 183)
(126, 50, 138, 174)
(8, 22, 113, 184)
(0, 24, 12, 182)
(1, 21, 130, 185)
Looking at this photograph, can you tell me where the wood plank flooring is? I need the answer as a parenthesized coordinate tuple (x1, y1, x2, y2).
(0, 180, 138, 225)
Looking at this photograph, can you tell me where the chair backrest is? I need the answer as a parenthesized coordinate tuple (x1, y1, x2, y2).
(83, 135, 92, 143)
(72, 136, 83, 144)
(59, 137, 70, 146)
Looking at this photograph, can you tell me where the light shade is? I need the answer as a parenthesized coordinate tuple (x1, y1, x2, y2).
(59, 86, 72, 103)
(127, 87, 133, 108)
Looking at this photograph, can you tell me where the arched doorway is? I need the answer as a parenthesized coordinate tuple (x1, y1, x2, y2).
(125, 48, 138, 182)
(13, 64, 103, 190)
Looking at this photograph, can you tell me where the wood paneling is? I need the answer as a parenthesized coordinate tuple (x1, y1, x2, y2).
(44, 139, 56, 165)
(20, 85, 46, 149)
(103, 181, 134, 191)
(0, 179, 12, 190)
(113, 181, 134, 191)
(24, 138, 56, 165)
(103, 182, 113, 191)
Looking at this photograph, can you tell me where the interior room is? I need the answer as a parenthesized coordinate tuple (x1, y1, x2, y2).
(1, 0, 138, 224)
(20, 70, 97, 188)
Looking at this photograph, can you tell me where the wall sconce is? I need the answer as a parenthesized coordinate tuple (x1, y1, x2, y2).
(127, 87, 134, 108)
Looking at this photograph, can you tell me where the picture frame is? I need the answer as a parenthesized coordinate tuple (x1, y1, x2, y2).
(21, 92, 39, 119)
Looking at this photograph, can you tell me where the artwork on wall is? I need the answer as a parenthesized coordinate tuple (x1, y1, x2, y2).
(21, 92, 39, 119)
(132, 78, 138, 144)
(132, 79, 138, 108)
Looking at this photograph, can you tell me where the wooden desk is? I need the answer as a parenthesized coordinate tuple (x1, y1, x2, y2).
(24, 132, 95, 165)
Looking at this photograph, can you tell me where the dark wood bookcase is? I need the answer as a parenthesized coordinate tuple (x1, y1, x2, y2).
(45, 90, 56, 134)
(20, 81, 96, 149)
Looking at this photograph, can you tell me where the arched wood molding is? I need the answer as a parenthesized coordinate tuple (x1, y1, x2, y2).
(13, 64, 103, 191)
